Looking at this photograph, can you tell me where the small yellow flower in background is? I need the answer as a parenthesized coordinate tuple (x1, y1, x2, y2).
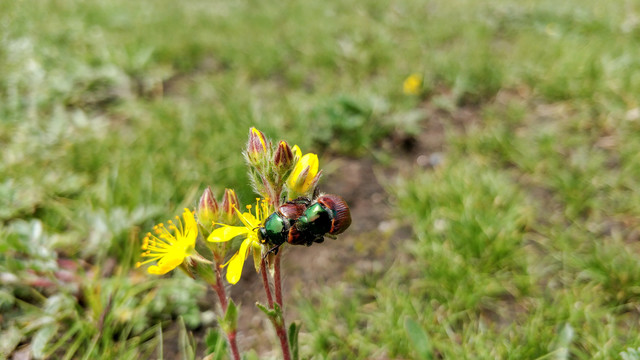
(136, 208, 198, 275)
(287, 152, 321, 196)
(403, 73, 423, 95)
(208, 199, 270, 284)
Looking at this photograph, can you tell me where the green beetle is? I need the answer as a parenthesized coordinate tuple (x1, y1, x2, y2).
(258, 194, 352, 254)
(258, 197, 310, 248)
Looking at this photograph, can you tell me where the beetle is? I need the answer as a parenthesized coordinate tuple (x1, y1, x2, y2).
(257, 194, 352, 255)
(257, 197, 310, 249)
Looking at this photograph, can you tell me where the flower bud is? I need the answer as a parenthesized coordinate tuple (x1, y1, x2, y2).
(197, 186, 219, 232)
(291, 145, 302, 160)
(287, 153, 321, 197)
(273, 140, 294, 171)
(220, 188, 240, 223)
(246, 127, 269, 165)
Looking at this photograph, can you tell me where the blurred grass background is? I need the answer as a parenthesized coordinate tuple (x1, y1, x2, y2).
(3, 0, 640, 358)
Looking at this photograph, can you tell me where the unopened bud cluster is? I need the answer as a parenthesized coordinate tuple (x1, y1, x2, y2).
(195, 187, 240, 263)
(243, 127, 320, 203)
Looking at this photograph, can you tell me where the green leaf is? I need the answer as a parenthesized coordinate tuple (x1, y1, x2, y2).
(221, 299, 238, 334)
(256, 302, 276, 318)
(548, 323, 574, 360)
(404, 317, 433, 360)
(0, 326, 22, 359)
(193, 261, 217, 285)
(32, 324, 58, 359)
(621, 347, 640, 360)
(288, 322, 301, 360)
(204, 328, 227, 360)
(156, 325, 164, 360)
(178, 317, 196, 360)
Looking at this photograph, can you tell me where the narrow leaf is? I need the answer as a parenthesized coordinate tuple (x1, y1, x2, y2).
(288, 322, 300, 360)
(32, 324, 58, 359)
(404, 317, 433, 360)
(221, 299, 238, 333)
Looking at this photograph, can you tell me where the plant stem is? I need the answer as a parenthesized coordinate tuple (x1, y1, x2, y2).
(212, 264, 241, 360)
(213, 265, 228, 310)
(274, 252, 283, 307)
(226, 330, 241, 360)
(273, 252, 291, 360)
(260, 257, 274, 308)
(261, 255, 291, 360)
(274, 319, 292, 360)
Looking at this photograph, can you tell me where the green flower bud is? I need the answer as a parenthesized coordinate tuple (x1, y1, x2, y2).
(273, 140, 294, 171)
(221, 188, 240, 224)
(246, 127, 270, 165)
(197, 186, 219, 233)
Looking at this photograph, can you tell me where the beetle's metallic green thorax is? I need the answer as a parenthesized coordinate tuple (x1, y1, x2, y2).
(296, 203, 332, 235)
(262, 212, 289, 246)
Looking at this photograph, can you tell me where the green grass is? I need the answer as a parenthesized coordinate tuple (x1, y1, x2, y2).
(3, 0, 640, 358)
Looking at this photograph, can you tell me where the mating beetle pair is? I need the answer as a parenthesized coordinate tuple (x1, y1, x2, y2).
(258, 194, 352, 255)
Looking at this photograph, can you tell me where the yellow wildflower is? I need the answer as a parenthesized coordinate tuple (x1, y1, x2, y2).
(286, 152, 321, 196)
(208, 199, 270, 284)
(136, 209, 198, 275)
(403, 73, 422, 95)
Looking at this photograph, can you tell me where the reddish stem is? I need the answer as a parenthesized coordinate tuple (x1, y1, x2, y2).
(211, 265, 240, 360)
(274, 252, 291, 360)
(261, 253, 291, 360)
(227, 330, 241, 360)
(274, 252, 283, 307)
(213, 265, 228, 311)
(275, 319, 292, 360)
(261, 258, 274, 308)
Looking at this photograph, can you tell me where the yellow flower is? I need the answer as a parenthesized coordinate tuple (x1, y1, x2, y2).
(291, 145, 302, 159)
(136, 209, 198, 275)
(208, 199, 270, 284)
(403, 73, 422, 95)
(286, 152, 321, 196)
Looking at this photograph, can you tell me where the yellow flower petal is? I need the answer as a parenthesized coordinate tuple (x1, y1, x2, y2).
(138, 209, 198, 275)
(147, 265, 164, 275)
(287, 153, 319, 194)
(182, 208, 198, 245)
(251, 127, 268, 152)
(292, 145, 302, 159)
(154, 250, 185, 274)
(234, 207, 261, 230)
(208, 225, 251, 243)
(252, 241, 262, 273)
(147, 250, 184, 275)
(226, 238, 253, 284)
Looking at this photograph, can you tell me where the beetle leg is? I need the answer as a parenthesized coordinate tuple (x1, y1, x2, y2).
(262, 244, 281, 260)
